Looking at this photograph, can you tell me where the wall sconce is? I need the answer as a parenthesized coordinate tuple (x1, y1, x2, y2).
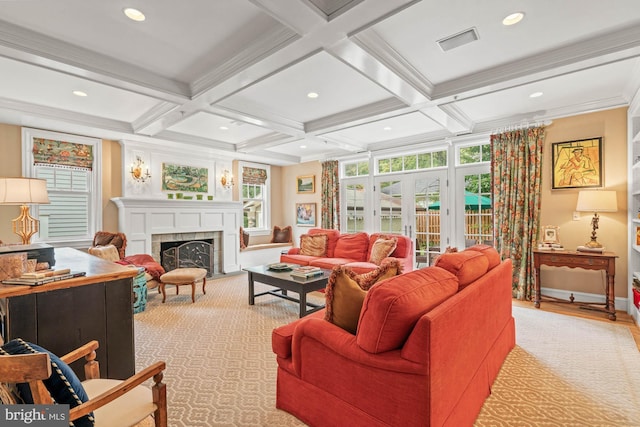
(130, 156, 151, 183)
(221, 169, 234, 189)
(0, 177, 50, 245)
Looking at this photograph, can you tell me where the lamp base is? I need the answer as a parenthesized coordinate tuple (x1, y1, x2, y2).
(583, 238, 603, 249)
(11, 205, 40, 245)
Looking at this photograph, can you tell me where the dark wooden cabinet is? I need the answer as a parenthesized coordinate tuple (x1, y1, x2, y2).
(0, 248, 136, 379)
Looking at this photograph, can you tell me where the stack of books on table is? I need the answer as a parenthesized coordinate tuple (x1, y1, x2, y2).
(576, 246, 605, 253)
(2, 268, 86, 286)
(290, 266, 324, 280)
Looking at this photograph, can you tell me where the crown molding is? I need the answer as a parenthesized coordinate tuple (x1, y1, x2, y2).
(0, 96, 132, 133)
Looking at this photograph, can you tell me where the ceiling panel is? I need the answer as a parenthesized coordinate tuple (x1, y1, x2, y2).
(167, 111, 274, 143)
(323, 111, 441, 144)
(0, 57, 159, 122)
(218, 51, 393, 124)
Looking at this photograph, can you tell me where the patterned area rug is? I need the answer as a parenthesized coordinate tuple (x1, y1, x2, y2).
(134, 273, 640, 426)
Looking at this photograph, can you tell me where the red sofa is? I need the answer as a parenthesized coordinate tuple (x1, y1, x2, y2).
(280, 229, 413, 273)
(272, 245, 515, 426)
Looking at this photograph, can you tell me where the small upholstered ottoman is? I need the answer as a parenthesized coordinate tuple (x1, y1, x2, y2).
(159, 268, 207, 303)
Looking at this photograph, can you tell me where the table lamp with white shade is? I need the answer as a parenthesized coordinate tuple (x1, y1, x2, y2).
(0, 177, 50, 245)
(575, 190, 617, 248)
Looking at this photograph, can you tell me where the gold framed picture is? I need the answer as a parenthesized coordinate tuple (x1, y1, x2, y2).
(296, 175, 315, 194)
(541, 225, 560, 244)
(551, 137, 602, 189)
(296, 203, 316, 226)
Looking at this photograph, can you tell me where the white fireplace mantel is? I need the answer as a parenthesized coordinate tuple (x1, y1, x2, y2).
(111, 197, 242, 273)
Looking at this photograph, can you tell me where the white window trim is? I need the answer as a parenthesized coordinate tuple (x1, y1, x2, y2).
(22, 128, 102, 248)
(238, 161, 270, 235)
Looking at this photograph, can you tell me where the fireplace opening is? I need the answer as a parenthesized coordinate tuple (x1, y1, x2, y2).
(161, 239, 215, 277)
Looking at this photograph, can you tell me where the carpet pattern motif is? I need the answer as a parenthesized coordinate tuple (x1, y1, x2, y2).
(134, 273, 640, 426)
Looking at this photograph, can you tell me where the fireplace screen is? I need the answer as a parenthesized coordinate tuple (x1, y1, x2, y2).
(161, 239, 215, 276)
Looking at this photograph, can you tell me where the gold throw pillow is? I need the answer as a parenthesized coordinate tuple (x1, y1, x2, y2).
(300, 234, 328, 257)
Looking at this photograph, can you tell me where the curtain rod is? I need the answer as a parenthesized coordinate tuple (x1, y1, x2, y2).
(492, 119, 552, 135)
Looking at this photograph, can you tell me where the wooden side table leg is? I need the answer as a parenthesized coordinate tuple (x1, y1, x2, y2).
(607, 273, 616, 321)
(534, 266, 541, 308)
(202, 277, 207, 295)
(191, 282, 195, 303)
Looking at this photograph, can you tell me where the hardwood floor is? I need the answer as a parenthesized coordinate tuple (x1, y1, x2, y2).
(512, 299, 640, 351)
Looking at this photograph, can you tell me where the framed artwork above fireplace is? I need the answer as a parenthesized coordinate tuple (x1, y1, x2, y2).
(161, 163, 209, 193)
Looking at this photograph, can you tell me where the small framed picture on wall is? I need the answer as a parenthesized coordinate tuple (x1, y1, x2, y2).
(296, 203, 316, 226)
(296, 175, 315, 194)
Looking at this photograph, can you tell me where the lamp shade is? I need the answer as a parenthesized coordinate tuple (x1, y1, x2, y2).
(575, 190, 617, 212)
(0, 177, 50, 205)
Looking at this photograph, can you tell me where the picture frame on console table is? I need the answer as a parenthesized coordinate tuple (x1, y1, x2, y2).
(551, 137, 603, 190)
(296, 203, 316, 227)
(541, 225, 560, 245)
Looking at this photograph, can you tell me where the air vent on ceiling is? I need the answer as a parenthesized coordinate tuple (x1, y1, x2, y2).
(437, 28, 479, 52)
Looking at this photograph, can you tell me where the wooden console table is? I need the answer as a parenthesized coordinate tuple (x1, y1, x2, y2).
(0, 247, 138, 378)
(533, 249, 617, 320)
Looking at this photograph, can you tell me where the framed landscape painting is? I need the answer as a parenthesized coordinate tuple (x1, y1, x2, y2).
(162, 163, 209, 193)
(296, 203, 316, 226)
(551, 137, 602, 189)
(297, 175, 315, 194)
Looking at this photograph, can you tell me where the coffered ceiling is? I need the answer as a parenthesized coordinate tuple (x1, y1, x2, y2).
(0, 0, 639, 165)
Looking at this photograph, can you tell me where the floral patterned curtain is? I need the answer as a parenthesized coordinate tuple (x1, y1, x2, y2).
(491, 126, 545, 300)
(321, 160, 340, 229)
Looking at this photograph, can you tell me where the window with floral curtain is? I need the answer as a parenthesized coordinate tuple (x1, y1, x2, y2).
(491, 126, 545, 300)
(321, 160, 339, 229)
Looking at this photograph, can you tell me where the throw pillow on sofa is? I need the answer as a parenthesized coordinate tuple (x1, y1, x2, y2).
(368, 236, 398, 265)
(300, 234, 328, 257)
(324, 259, 402, 334)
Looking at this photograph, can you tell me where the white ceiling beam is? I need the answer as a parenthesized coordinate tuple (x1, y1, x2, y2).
(0, 20, 190, 103)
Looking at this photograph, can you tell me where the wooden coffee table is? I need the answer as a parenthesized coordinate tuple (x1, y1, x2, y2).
(243, 264, 329, 317)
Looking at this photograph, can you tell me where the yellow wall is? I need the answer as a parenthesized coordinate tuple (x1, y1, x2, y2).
(281, 161, 323, 243)
(540, 107, 628, 298)
(0, 124, 22, 243)
(101, 140, 122, 232)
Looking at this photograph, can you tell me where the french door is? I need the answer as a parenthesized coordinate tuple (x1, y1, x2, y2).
(454, 165, 493, 248)
(375, 170, 448, 267)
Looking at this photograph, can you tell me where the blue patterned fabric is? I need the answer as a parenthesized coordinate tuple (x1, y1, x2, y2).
(0, 338, 95, 427)
(133, 266, 148, 313)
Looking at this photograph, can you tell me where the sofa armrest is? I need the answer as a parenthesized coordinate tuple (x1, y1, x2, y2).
(272, 310, 325, 359)
(291, 317, 427, 377)
(288, 248, 300, 255)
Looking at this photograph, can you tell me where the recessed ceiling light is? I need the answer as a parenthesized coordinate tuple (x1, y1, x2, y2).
(300, 145, 307, 149)
(383, 126, 392, 131)
(503, 12, 524, 26)
(529, 91, 543, 98)
(219, 126, 229, 130)
(307, 92, 319, 99)
(72, 90, 87, 97)
(124, 8, 146, 22)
